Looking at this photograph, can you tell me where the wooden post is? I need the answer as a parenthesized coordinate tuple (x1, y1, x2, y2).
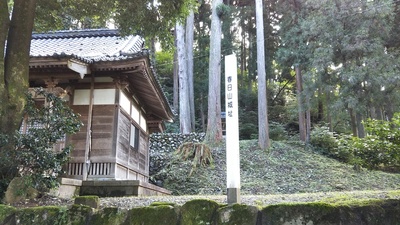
(83, 75, 94, 180)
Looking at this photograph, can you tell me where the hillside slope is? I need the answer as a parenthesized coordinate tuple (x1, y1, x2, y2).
(156, 140, 400, 195)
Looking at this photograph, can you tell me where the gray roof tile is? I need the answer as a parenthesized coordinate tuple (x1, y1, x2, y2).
(30, 29, 144, 63)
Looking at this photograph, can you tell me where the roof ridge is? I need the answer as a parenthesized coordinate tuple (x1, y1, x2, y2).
(32, 29, 120, 40)
(118, 35, 144, 55)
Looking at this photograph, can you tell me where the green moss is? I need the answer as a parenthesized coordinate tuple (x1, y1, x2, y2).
(150, 201, 176, 207)
(181, 199, 220, 225)
(125, 205, 178, 225)
(74, 195, 100, 209)
(217, 204, 259, 225)
(260, 199, 400, 225)
(387, 190, 400, 199)
(261, 202, 340, 225)
(69, 204, 94, 225)
(16, 206, 69, 225)
(89, 207, 128, 225)
(0, 204, 16, 224)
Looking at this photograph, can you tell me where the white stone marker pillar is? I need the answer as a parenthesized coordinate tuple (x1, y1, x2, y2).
(225, 54, 241, 204)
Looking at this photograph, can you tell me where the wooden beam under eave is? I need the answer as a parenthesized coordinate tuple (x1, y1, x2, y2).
(68, 59, 91, 79)
(29, 71, 82, 80)
(92, 59, 145, 72)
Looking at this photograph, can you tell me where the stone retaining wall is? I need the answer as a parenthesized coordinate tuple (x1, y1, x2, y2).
(1, 198, 400, 225)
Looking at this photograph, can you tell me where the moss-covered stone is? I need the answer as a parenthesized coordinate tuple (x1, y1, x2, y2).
(124, 205, 178, 225)
(216, 204, 259, 225)
(180, 199, 220, 225)
(0, 204, 16, 225)
(150, 202, 176, 207)
(89, 207, 128, 225)
(69, 204, 94, 225)
(15, 206, 69, 225)
(261, 202, 340, 225)
(74, 195, 100, 209)
(345, 199, 400, 225)
(260, 199, 400, 225)
(4, 177, 38, 204)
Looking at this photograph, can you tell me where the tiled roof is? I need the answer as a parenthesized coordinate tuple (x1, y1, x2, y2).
(30, 29, 145, 63)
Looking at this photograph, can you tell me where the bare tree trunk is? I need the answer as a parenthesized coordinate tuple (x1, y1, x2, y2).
(349, 108, 358, 137)
(384, 95, 394, 121)
(255, 0, 270, 149)
(295, 65, 306, 142)
(176, 23, 191, 134)
(306, 98, 311, 143)
(200, 92, 206, 132)
(186, 10, 195, 131)
(317, 89, 324, 122)
(0, 0, 9, 112)
(0, 0, 37, 184)
(326, 89, 333, 132)
(248, 26, 254, 92)
(205, 0, 223, 143)
(1, 0, 37, 134)
(173, 33, 179, 112)
(356, 112, 365, 138)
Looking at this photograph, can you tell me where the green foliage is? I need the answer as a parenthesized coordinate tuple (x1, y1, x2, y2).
(155, 51, 174, 107)
(333, 113, 400, 170)
(269, 122, 288, 141)
(216, 3, 230, 19)
(0, 88, 82, 198)
(35, 0, 117, 31)
(310, 126, 353, 163)
(310, 126, 338, 155)
(116, 0, 197, 46)
(347, 114, 400, 169)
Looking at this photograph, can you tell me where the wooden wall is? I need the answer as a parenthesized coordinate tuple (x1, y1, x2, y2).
(66, 105, 116, 179)
(67, 105, 149, 181)
(116, 110, 149, 181)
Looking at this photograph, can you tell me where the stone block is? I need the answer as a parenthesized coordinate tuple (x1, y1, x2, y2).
(181, 199, 220, 225)
(74, 196, 100, 209)
(217, 204, 259, 225)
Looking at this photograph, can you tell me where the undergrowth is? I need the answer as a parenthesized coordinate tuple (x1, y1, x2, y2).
(154, 140, 400, 195)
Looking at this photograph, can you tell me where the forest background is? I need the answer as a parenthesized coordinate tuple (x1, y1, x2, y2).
(2, 0, 400, 198)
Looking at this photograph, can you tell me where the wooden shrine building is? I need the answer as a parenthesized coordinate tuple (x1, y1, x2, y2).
(29, 29, 174, 196)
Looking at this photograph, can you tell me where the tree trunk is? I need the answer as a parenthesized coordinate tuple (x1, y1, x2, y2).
(295, 65, 306, 142)
(186, 10, 195, 131)
(205, 0, 223, 143)
(0, 0, 9, 112)
(1, 0, 37, 135)
(384, 95, 394, 121)
(0, 0, 37, 187)
(349, 108, 358, 137)
(200, 92, 206, 132)
(326, 89, 333, 131)
(248, 23, 255, 92)
(255, 0, 270, 149)
(317, 89, 324, 122)
(173, 32, 179, 112)
(356, 112, 365, 138)
(306, 99, 311, 143)
(176, 23, 191, 134)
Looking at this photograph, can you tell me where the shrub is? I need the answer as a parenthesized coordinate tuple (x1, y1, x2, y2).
(335, 113, 400, 170)
(240, 123, 258, 140)
(309, 126, 353, 163)
(0, 88, 82, 199)
(348, 114, 400, 169)
(310, 126, 338, 154)
(269, 122, 288, 141)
